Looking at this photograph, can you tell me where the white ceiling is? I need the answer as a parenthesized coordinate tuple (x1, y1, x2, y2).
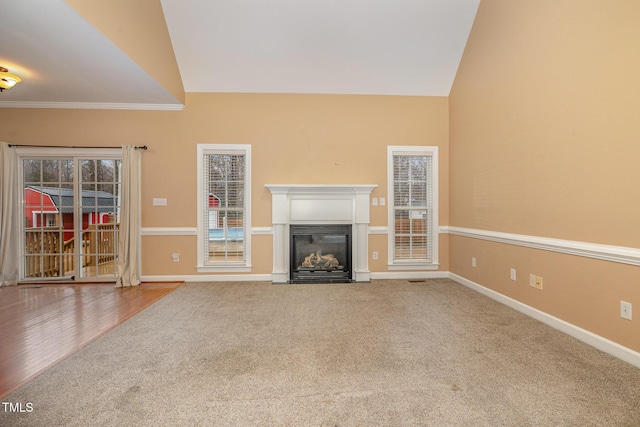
(0, 0, 480, 110)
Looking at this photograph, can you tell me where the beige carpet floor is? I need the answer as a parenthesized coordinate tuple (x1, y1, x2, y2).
(3, 279, 640, 426)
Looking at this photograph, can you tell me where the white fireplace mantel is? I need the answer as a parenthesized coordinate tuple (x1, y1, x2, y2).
(265, 184, 377, 283)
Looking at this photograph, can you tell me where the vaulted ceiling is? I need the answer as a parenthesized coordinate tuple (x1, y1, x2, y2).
(0, 0, 480, 110)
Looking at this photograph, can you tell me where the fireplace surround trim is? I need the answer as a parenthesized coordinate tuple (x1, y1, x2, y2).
(265, 184, 377, 283)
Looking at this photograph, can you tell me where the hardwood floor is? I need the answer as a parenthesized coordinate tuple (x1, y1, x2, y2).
(0, 281, 183, 399)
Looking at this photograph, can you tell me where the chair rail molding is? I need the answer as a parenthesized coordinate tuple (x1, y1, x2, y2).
(141, 227, 197, 236)
(141, 227, 273, 236)
(444, 226, 640, 266)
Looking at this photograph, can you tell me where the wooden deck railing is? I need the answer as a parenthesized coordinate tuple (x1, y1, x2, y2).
(24, 223, 119, 278)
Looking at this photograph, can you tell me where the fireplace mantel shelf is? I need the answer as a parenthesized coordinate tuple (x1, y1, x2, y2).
(265, 184, 377, 193)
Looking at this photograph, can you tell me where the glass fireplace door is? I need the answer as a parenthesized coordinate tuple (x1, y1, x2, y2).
(290, 225, 351, 283)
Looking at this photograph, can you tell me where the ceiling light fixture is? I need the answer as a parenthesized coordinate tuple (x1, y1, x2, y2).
(0, 67, 22, 92)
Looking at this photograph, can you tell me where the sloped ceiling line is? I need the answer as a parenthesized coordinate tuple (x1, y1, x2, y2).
(0, 0, 480, 110)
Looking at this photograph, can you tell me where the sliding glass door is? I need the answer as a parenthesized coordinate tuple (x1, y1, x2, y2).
(20, 150, 122, 281)
(78, 158, 121, 278)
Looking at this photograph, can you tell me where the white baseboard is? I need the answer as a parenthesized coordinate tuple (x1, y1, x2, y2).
(146, 271, 449, 283)
(449, 273, 640, 369)
(143, 271, 450, 283)
(141, 274, 273, 282)
(370, 271, 449, 280)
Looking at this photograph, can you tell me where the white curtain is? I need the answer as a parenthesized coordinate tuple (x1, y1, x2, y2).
(115, 145, 141, 288)
(0, 142, 19, 287)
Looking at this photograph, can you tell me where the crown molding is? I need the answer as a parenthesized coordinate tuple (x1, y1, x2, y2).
(0, 101, 184, 111)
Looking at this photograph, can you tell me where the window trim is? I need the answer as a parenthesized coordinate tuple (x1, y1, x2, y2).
(196, 144, 251, 272)
(387, 145, 439, 270)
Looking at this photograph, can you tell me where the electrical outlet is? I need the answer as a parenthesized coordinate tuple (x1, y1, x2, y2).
(153, 197, 167, 206)
(472, 257, 476, 267)
(535, 276, 543, 290)
(621, 301, 632, 320)
(372, 251, 379, 260)
(510, 268, 516, 281)
(380, 197, 386, 206)
(372, 197, 378, 206)
(529, 274, 536, 288)
(171, 252, 180, 262)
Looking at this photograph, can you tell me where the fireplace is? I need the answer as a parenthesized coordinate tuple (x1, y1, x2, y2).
(265, 184, 376, 283)
(290, 225, 351, 283)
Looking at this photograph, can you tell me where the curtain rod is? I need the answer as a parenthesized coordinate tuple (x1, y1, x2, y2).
(8, 144, 148, 150)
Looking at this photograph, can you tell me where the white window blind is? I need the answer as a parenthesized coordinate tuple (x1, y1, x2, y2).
(203, 153, 246, 264)
(388, 146, 438, 268)
(197, 144, 251, 271)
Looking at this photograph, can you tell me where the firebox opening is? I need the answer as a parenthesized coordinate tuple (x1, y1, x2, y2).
(290, 225, 352, 283)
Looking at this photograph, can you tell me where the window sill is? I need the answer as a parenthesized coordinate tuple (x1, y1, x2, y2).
(387, 263, 439, 271)
(197, 265, 252, 273)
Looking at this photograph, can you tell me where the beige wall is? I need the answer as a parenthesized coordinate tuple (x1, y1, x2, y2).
(0, 93, 449, 276)
(450, 0, 640, 351)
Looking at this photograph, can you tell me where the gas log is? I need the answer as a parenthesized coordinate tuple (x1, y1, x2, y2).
(299, 251, 343, 270)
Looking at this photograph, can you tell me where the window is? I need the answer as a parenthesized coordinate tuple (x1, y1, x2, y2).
(197, 145, 251, 271)
(387, 146, 438, 269)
